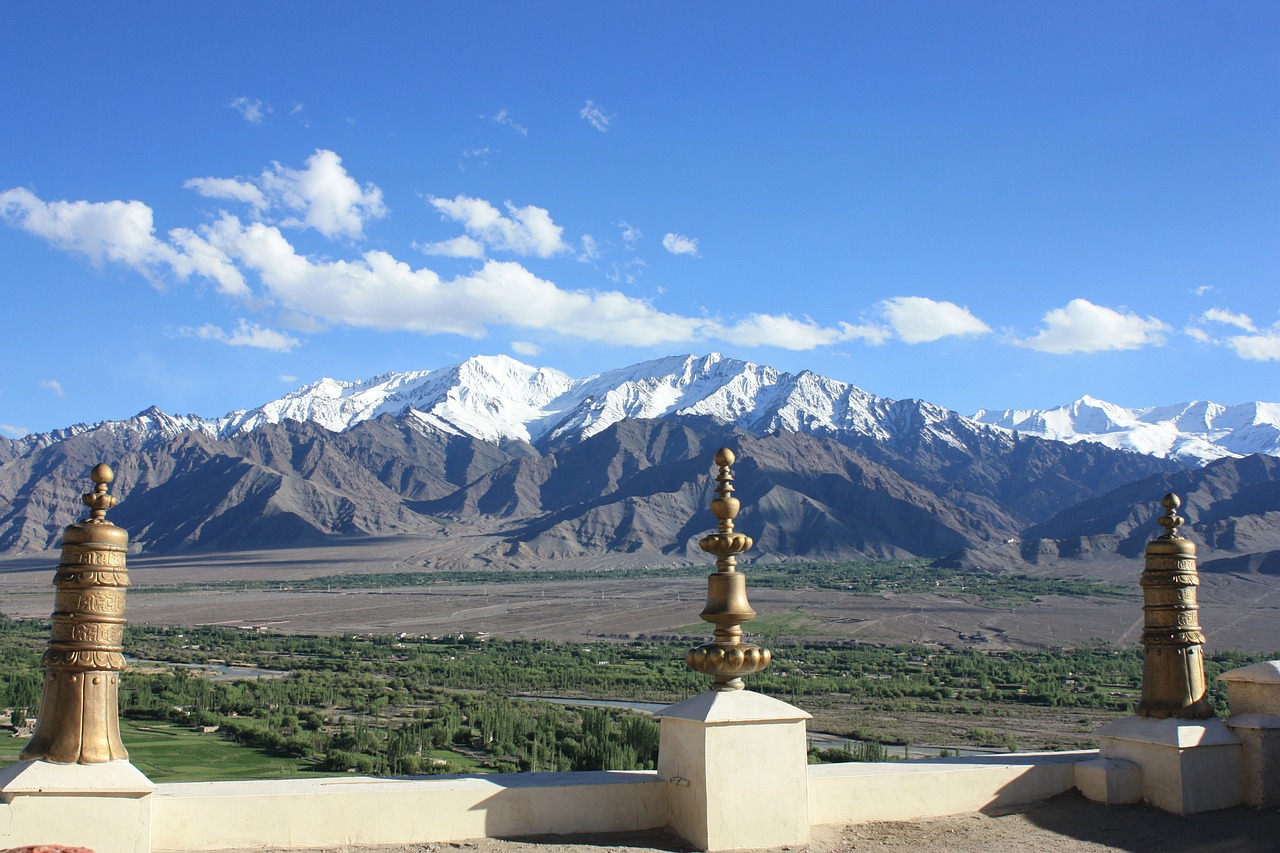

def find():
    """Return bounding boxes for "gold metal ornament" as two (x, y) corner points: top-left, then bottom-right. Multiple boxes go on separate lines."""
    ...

(1135, 493), (1213, 720)
(22, 463), (132, 763)
(687, 448), (771, 691)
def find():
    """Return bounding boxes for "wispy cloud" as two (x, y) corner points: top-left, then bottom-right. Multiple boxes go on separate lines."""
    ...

(606, 258), (646, 285)
(1202, 307), (1256, 332)
(712, 314), (889, 350)
(617, 221), (641, 250)
(1015, 298), (1167, 354)
(662, 233), (698, 256)
(487, 108), (527, 136)
(228, 97), (269, 124)
(580, 99), (614, 132)
(578, 234), (603, 262)
(279, 374), (299, 383)
(1190, 308), (1280, 361)
(39, 378), (63, 397)
(880, 296), (990, 344)
(460, 146), (495, 169)
(184, 177), (268, 210)
(179, 319), (300, 352)
(416, 235), (486, 259)
(511, 341), (540, 357)
(0, 423), (28, 439)
(419, 195), (568, 258)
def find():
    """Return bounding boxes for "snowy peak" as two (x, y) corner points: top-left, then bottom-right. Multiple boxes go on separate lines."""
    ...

(972, 397), (1280, 464)
(13, 355), (1274, 468)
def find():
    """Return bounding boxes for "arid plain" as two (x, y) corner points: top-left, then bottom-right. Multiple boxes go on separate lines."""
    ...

(3, 536), (1279, 654)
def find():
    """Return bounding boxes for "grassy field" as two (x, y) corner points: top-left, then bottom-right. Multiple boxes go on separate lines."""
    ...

(0, 719), (342, 783)
(0, 718), (494, 782)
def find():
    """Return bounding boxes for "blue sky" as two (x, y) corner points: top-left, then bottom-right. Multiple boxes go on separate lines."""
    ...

(1, 2), (1276, 438)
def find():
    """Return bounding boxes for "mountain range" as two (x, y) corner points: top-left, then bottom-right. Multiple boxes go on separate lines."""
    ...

(1, 354), (1277, 573)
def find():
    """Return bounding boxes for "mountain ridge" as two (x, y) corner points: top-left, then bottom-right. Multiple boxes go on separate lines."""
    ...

(10, 353), (1277, 466)
(1, 353), (1274, 569)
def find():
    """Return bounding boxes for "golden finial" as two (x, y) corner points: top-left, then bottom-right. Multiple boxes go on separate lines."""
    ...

(1157, 492), (1183, 539)
(83, 462), (118, 523)
(21, 463), (133, 763)
(1136, 490), (1212, 719)
(686, 448), (771, 691)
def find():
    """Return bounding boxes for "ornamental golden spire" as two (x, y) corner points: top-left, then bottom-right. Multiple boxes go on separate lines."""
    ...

(686, 448), (771, 691)
(1135, 492), (1213, 719)
(22, 463), (132, 763)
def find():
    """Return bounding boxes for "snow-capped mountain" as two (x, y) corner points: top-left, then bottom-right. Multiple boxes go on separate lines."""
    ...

(218, 352), (917, 445)
(9, 355), (1275, 467)
(4, 353), (981, 452)
(972, 396), (1280, 465)
(2, 353), (1246, 560)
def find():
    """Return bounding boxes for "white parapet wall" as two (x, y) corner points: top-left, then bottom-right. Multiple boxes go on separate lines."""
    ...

(144, 752), (1097, 851)
(152, 770), (667, 851)
(807, 752), (1090, 826)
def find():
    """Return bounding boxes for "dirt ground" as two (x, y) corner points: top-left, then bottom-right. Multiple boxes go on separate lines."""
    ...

(199, 792), (1280, 853)
(3, 542), (1279, 652)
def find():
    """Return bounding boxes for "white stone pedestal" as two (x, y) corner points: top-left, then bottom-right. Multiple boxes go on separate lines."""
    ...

(657, 690), (811, 852)
(1093, 716), (1241, 814)
(1220, 660), (1280, 807)
(0, 759), (155, 853)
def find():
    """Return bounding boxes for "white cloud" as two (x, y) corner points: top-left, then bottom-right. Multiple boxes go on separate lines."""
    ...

(487, 108), (527, 136)
(229, 97), (269, 124)
(662, 233), (699, 256)
(618, 221), (641, 249)
(2, 154), (1016, 361)
(580, 100), (614, 132)
(185, 149), (387, 240)
(880, 296), (990, 344)
(289, 103), (304, 115)
(39, 378), (63, 397)
(1, 187), (175, 270)
(199, 216), (704, 346)
(1224, 327), (1280, 361)
(258, 149), (386, 239)
(181, 319), (300, 352)
(1202, 308), (1256, 332)
(184, 177), (267, 210)
(1193, 285), (1214, 296)
(425, 195), (568, 258)
(511, 341), (541, 357)
(715, 314), (846, 350)
(0, 186), (246, 294)
(279, 374), (299, 383)
(1015, 298), (1168, 354)
(0, 423), (28, 438)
